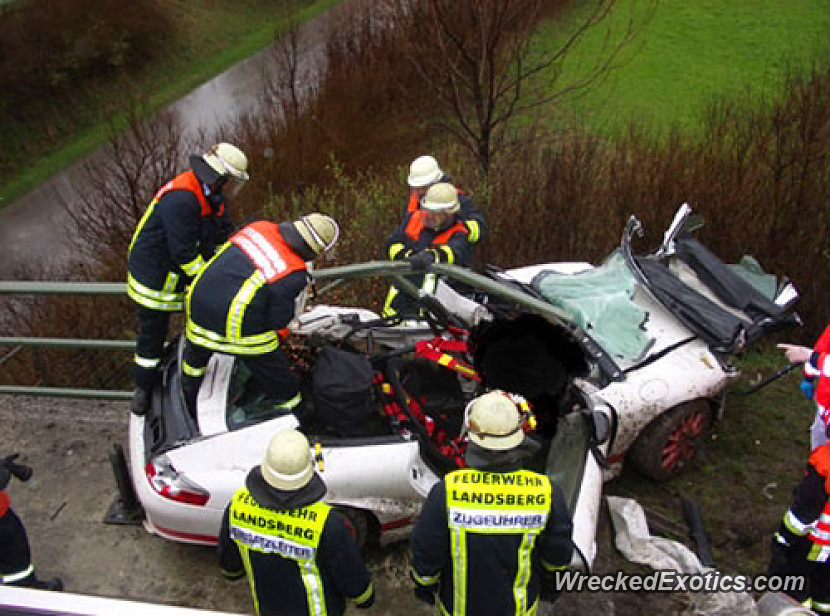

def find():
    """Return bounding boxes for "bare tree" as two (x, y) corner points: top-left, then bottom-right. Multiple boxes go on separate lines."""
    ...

(386, 0), (652, 175)
(64, 98), (193, 271)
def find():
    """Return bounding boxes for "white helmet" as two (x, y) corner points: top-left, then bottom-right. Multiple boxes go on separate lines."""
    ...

(466, 391), (525, 451)
(203, 143), (250, 182)
(421, 182), (460, 214)
(407, 155), (444, 188)
(261, 430), (314, 491)
(294, 213), (340, 257)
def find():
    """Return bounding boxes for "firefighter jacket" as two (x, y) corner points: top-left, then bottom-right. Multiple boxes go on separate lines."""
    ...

(128, 169), (233, 312)
(410, 465), (574, 616)
(775, 442), (830, 563)
(185, 221), (309, 356)
(804, 324), (830, 434)
(218, 468), (374, 616)
(405, 187), (487, 246)
(385, 210), (473, 267)
(0, 492), (34, 585)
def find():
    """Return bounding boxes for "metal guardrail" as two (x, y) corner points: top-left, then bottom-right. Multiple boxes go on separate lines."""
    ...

(0, 281), (134, 399)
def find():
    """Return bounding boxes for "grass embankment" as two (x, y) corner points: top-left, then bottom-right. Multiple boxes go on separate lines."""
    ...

(534, 0), (829, 137)
(0, 0), (340, 206)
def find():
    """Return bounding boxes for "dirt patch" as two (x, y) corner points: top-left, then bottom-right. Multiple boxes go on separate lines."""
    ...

(2, 369), (809, 613)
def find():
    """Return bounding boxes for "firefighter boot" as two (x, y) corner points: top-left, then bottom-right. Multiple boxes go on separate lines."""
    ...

(131, 387), (151, 416)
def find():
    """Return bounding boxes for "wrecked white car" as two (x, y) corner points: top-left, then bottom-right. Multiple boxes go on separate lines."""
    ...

(122, 205), (798, 571)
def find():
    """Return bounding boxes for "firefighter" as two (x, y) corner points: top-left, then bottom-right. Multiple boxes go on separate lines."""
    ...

(779, 326), (830, 450)
(768, 441), (830, 613)
(218, 429), (375, 616)
(382, 182), (473, 319)
(404, 155), (486, 248)
(181, 213), (338, 416)
(0, 454), (63, 591)
(127, 142), (250, 416)
(410, 390), (574, 615)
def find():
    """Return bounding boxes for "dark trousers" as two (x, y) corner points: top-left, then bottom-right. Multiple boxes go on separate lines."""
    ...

(0, 507), (34, 585)
(133, 306), (172, 390)
(181, 341), (299, 414)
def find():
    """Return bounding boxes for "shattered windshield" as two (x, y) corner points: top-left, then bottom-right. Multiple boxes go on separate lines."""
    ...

(532, 252), (654, 362)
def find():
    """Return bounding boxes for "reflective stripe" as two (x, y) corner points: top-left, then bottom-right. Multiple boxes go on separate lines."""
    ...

(449, 523), (468, 616)
(228, 271), (266, 340)
(127, 273), (183, 311)
(466, 220), (481, 243)
(812, 598), (830, 613)
(388, 243), (407, 260)
(784, 509), (811, 536)
(273, 393), (302, 411)
(1, 564), (34, 584)
(382, 286), (399, 318)
(134, 354), (161, 369)
(411, 568), (440, 586)
(229, 490), (330, 615)
(181, 254), (206, 278)
(808, 501), (830, 546)
(182, 361), (207, 378)
(444, 469), (551, 616)
(808, 543), (830, 562)
(234, 227), (289, 282)
(129, 199), (159, 253)
(352, 582), (375, 605)
(185, 320), (280, 356)
(436, 245), (455, 264)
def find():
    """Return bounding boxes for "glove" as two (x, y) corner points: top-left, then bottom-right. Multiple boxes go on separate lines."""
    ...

(413, 584), (437, 606)
(406, 250), (436, 269)
(800, 378), (815, 400)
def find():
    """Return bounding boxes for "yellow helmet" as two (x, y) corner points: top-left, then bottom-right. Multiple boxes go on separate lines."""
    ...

(421, 182), (460, 214)
(203, 143), (250, 182)
(294, 213), (340, 256)
(466, 391), (524, 451)
(407, 155), (443, 188)
(261, 430), (314, 491)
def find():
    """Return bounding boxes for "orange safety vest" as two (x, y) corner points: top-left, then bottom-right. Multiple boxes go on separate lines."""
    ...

(808, 443), (830, 547)
(230, 221), (306, 283)
(404, 211), (468, 245)
(152, 169), (219, 218)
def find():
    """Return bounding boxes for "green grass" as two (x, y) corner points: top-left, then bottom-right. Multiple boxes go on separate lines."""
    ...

(536, 0), (829, 137)
(0, 0), (341, 206)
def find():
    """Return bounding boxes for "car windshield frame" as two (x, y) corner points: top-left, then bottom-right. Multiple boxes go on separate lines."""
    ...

(310, 260), (623, 382)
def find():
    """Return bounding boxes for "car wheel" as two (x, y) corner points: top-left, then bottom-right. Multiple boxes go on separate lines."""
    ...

(334, 506), (370, 550)
(628, 400), (713, 481)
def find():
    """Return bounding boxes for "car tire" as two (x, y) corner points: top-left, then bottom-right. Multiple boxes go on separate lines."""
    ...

(334, 506), (370, 550)
(628, 400), (713, 481)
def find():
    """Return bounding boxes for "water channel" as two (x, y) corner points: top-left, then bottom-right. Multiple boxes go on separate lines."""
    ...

(0, 2), (352, 280)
